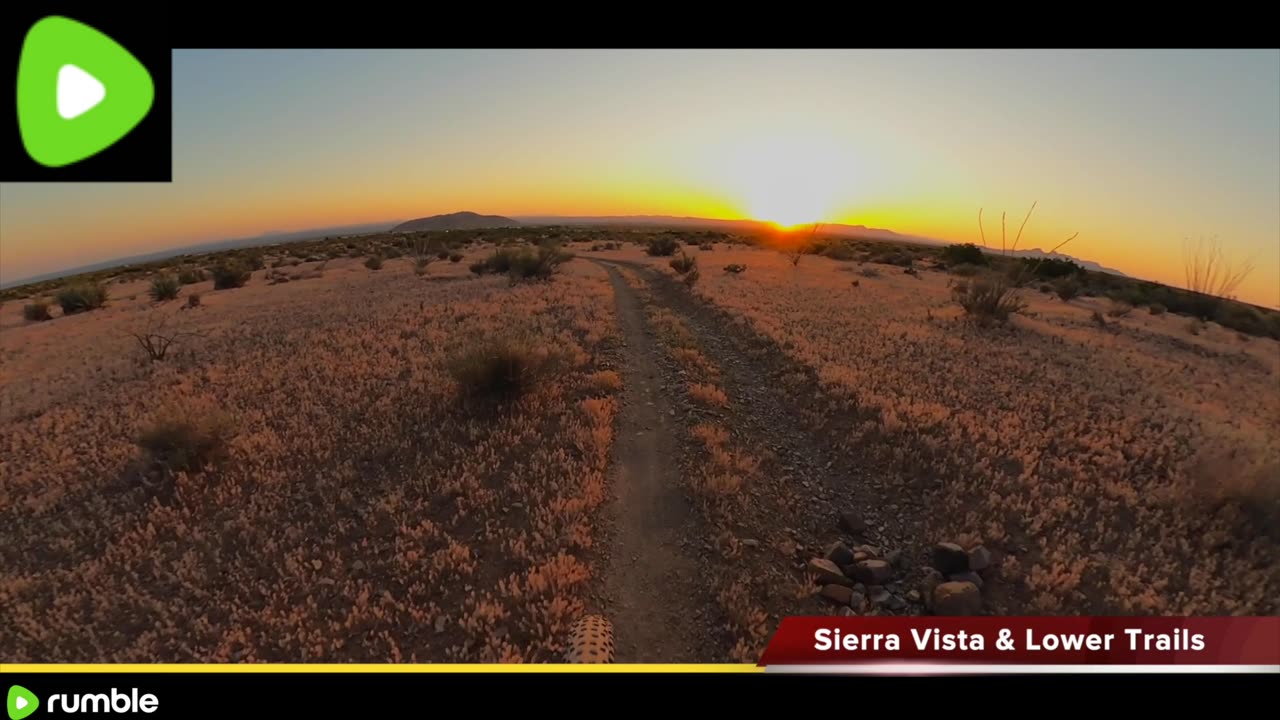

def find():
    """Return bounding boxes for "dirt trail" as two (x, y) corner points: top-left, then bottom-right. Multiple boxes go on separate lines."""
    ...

(597, 263), (712, 662)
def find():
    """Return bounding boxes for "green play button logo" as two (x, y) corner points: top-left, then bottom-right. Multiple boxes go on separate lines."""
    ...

(6, 686), (38, 720)
(16, 16), (155, 167)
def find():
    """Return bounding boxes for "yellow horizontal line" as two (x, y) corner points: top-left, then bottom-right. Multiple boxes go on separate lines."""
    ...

(2, 664), (762, 674)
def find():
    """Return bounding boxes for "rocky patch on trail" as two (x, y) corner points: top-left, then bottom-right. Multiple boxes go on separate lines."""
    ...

(807, 522), (997, 617)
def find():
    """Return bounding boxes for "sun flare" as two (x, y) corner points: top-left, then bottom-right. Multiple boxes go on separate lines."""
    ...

(692, 131), (863, 229)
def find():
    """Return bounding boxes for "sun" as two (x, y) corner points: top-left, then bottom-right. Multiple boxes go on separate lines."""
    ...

(697, 131), (860, 229)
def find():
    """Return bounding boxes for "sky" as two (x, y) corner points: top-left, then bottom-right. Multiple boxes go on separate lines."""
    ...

(2, 49), (1278, 306)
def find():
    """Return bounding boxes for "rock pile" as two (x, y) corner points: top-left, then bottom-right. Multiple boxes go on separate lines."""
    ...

(923, 541), (993, 615)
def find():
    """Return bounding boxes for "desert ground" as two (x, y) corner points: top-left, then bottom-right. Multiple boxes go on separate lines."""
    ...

(2, 230), (1277, 663)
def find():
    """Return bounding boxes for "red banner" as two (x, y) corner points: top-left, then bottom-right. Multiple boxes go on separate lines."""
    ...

(759, 617), (1280, 670)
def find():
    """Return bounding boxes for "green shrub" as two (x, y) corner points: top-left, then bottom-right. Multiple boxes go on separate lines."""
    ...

(1054, 277), (1080, 301)
(55, 282), (108, 314)
(819, 242), (858, 261)
(1149, 303), (1166, 315)
(23, 302), (52, 322)
(448, 336), (557, 404)
(941, 243), (988, 266)
(211, 262), (251, 289)
(177, 268), (207, 285)
(137, 412), (233, 473)
(472, 247), (572, 282)
(670, 252), (697, 275)
(449, 253), (464, 263)
(646, 237), (680, 256)
(149, 274), (181, 301)
(953, 274), (1026, 325)
(364, 255), (384, 270)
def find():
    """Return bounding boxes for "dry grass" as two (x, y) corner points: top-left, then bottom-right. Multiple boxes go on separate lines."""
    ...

(0, 254), (622, 662)
(622, 243), (1280, 615)
(688, 383), (729, 408)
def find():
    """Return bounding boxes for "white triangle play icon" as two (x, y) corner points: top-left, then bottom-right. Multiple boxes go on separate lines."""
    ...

(57, 64), (106, 120)
(16, 697), (28, 710)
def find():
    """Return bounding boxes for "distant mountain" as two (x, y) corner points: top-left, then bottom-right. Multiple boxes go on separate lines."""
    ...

(391, 211), (520, 233)
(983, 246), (1129, 278)
(516, 215), (936, 245)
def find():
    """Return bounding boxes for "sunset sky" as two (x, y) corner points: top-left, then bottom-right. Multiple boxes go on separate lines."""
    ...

(2, 49), (1277, 306)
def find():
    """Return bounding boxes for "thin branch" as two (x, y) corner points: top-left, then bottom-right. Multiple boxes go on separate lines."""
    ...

(1001, 211), (1007, 255)
(1011, 201), (1037, 253)
(978, 208), (986, 247)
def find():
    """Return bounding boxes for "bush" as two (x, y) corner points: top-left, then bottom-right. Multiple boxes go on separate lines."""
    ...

(149, 274), (181, 301)
(55, 282), (108, 314)
(177, 268), (207, 285)
(1054, 277), (1080, 301)
(415, 257), (432, 276)
(364, 255), (384, 271)
(384, 247), (402, 259)
(683, 267), (701, 287)
(472, 247), (572, 282)
(820, 242), (858, 261)
(1149, 303), (1166, 315)
(186, 293), (201, 308)
(953, 274), (1026, 324)
(950, 263), (983, 277)
(211, 262), (251, 289)
(137, 411), (233, 473)
(646, 237), (680, 256)
(670, 252), (697, 275)
(448, 336), (557, 404)
(859, 266), (881, 278)
(1107, 301), (1133, 318)
(436, 250), (451, 260)
(23, 302), (52, 322)
(1020, 256), (1082, 279)
(724, 264), (746, 274)
(941, 243), (988, 266)
(449, 253), (464, 263)
(243, 254), (265, 271)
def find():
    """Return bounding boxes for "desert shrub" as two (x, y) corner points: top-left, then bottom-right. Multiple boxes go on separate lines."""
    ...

(949, 263), (983, 277)
(449, 253), (464, 263)
(1149, 303), (1166, 315)
(186, 293), (201, 308)
(243, 254), (265, 271)
(1020, 256), (1082, 279)
(149, 274), (181, 301)
(1187, 319), (1204, 335)
(1091, 310), (1108, 328)
(670, 252), (697, 275)
(689, 383), (729, 407)
(415, 257), (432, 276)
(1039, 283), (1054, 294)
(1214, 302), (1269, 338)
(1054, 277), (1080, 301)
(472, 247), (572, 282)
(724, 264), (746, 274)
(698, 242), (715, 251)
(820, 242), (858, 261)
(436, 250), (451, 260)
(646, 237), (680, 256)
(953, 274), (1026, 324)
(137, 411), (233, 473)
(448, 336), (557, 404)
(859, 266), (881, 278)
(55, 282), (108, 314)
(586, 370), (623, 394)
(904, 267), (920, 277)
(1107, 300), (1133, 318)
(384, 247), (402, 259)
(177, 268), (207, 285)
(211, 262), (251, 289)
(23, 302), (52, 322)
(364, 255), (384, 271)
(941, 243), (988, 266)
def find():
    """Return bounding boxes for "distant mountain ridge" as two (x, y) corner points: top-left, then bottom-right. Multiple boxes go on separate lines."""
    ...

(985, 246), (1128, 277)
(515, 214), (936, 245)
(391, 211), (519, 233)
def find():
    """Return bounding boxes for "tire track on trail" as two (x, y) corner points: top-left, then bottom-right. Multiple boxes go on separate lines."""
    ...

(596, 262), (718, 662)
